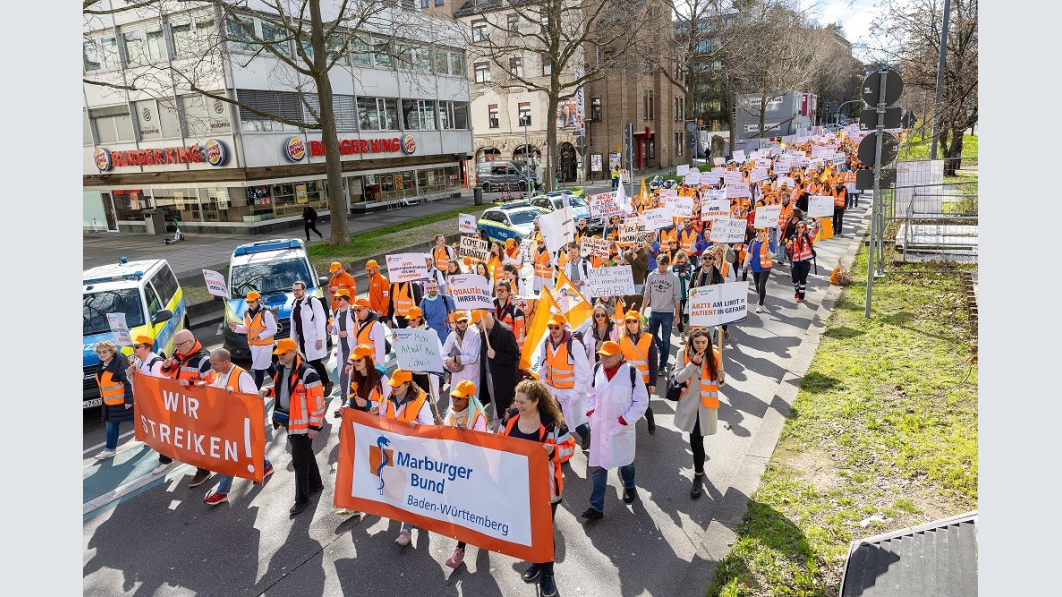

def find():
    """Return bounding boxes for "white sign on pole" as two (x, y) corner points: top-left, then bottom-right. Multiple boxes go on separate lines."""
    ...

(753, 205), (783, 228)
(458, 236), (489, 262)
(386, 253), (430, 283)
(683, 170), (702, 186)
(589, 192), (623, 218)
(732, 150), (746, 163)
(676, 164), (690, 176)
(202, 269), (229, 298)
(391, 328), (444, 375)
(540, 207), (575, 254)
(447, 274), (494, 310)
(586, 266), (635, 297)
(708, 218), (747, 243)
(808, 195), (836, 218)
(107, 312), (132, 347)
(458, 213), (477, 235)
(642, 205), (676, 230)
(670, 196), (694, 218)
(580, 236), (611, 258)
(688, 282), (748, 327)
(701, 199), (730, 221)
(749, 167), (770, 184)
(723, 171), (745, 187)
(620, 169), (632, 183)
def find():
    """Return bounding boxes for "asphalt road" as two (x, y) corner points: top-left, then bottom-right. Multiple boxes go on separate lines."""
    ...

(83, 203), (869, 596)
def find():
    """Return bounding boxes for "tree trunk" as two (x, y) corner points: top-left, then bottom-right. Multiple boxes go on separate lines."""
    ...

(724, 97), (736, 160)
(546, 92), (559, 192)
(944, 127), (964, 176)
(309, 0), (350, 246)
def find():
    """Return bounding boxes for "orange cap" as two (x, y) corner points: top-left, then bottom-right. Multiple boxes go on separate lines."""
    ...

(548, 313), (567, 327)
(455, 311), (470, 322)
(450, 380), (477, 398)
(388, 369), (413, 387)
(353, 298), (371, 308)
(330, 261), (342, 272)
(273, 338), (298, 355)
(470, 309), (486, 324)
(349, 344), (373, 361)
(245, 291), (261, 301)
(624, 310), (641, 321)
(365, 260), (379, 270)
(597, 340), (622, 356)
(335, 289), (351, 300)
(134, 335), (154, 346)
(407, 306), (423, 318)
(505, 238), (515, 248)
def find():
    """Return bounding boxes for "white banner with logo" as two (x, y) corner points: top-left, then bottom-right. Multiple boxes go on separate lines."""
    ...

(701, 199), (731, 221)
(458, 214), (477, 235)
(202, 269), (229, 298)
(446, 274), (494, 311)
(387, 253), (430, 283)
(687, 282), (748, 327)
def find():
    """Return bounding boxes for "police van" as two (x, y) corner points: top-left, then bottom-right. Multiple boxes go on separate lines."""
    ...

(83, 258), (188, 408)
(223, 238), (329, 361)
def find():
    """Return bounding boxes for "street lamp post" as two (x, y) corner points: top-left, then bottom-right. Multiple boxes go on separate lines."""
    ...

(520, 115), (533, 194)
(835, 99), (860, 127)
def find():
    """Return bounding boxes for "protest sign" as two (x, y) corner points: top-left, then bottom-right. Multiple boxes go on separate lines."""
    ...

(708, 218), (747, 243)
(732, 149), (746, 163)
(676, 164), (690, 176)
(589, 192), (626, 218)
(777, 176), (795, 189)
(447, 274), (494, 311)
(753, 205), (783, 228)
(387, 253), (430, 283)
(658, 188), (678, 197)
(620, 169), (631, 183)
(749, 167), (770, 184)
(392, 328), (444, 375)
(458, 236), (489, 262)
(713, 157), (724, 166)
(687, 282), (748, 327)
(133, 375), (267, 482)
(755, 158), (772, 169)
(459, 213), (477, 235)
(670, 196), (694, 218)
(580, 236), (611, 258)
(701, 198), (730, 221)
(587, 266), (635, 297)
(202, 269), (229, 298)
(707, 168), (726, 184)
(723, 171), (745, 187)
(683, 170), (702, 186)
(642, 206), (676, 230)
(808, 195), (836, 218)
(539, 207), (575, 254)
(107, 313), (132, 347)
(618, 221), (643, 246)
(335, 409), (554, 562)
(726, 180), (751, 199)
(702, 188), (726, 203)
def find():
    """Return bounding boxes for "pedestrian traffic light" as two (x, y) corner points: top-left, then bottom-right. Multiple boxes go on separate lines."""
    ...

(856, 69), (903, 191)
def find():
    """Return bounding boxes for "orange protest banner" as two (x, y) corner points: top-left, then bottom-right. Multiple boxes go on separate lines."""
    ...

(335, 409), (555, 562)
(132, 374), (267, 482)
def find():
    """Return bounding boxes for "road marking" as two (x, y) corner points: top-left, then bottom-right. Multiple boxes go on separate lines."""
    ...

(83, 463), (194, 517)
(216, 323), (225, 336)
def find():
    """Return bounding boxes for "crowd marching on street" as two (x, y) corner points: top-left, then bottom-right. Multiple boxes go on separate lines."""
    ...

(93, 129), (867, 597)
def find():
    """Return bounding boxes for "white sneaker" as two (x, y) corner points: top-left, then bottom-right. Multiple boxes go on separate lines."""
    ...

(755, 305), (764, 313)
(95, 450), (116, 460)
(152, 462), (172, 475)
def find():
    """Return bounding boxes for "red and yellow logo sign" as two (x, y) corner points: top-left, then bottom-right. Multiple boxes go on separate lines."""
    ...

(401, 134), (416, 155)
(284, 137), (306, 162)
(203, 139), (227, 166)
(94, 148), (112, 172)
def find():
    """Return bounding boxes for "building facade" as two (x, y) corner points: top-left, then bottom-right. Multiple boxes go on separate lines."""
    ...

(83, 1), (472, 233)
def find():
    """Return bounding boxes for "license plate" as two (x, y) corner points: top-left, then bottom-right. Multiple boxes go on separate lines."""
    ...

(83, 398), (102, 409)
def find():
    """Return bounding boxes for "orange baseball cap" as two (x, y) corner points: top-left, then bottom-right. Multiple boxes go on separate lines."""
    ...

(353, 298), (371, 308)
(455, 311), (470, 322)
(450, 380), (477, 398)
(335, 289), (351, 300)
(548, 313), (567, 327)
(349, 344), (373, 361)
(407, 306), (423, 318)
(365, 259), (379, 269)
(597, 340), (622, 356)
(470, 309), (487, 324)
(245, 291), (261, 301)
(505, 238), (515, 248)
(330, 261), (342, 272)
(134, 335), (154, 346)
(388, 369), (413, 387)
(273, 338), (298, 355)
(624, 310), (641, 321)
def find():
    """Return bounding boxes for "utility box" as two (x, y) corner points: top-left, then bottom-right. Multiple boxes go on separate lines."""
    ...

(143, 210), (166, 235)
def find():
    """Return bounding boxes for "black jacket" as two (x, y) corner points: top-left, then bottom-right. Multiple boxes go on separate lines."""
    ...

(478, 319), (520, 413)
(303, 205), (318, 223)
(98, 354), (135, 424)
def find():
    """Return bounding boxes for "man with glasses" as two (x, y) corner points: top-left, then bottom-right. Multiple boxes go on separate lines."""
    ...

(442, 311), (481, 396)
(228, 291), (277, 389)
(126, 335), (170, 474)
(494, 282), (526, 350)
(539, 313), (591, 451)
(352, 297), (388, 365)
(160, 329), (214, 487)
(290, 281), (332, 397)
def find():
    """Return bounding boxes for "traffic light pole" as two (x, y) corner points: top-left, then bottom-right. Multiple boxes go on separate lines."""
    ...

(865, 70), (888, 319)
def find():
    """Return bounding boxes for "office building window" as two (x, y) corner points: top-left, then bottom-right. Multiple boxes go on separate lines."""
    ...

(122, 31), (146, 66)
(146, 29), (166, 61)
(518, 102), (531, 126)
(351, 37), (372, 66)
(488, 104), (499, 128)
(170, 23), (194, 57)
(438, 101), (470, 130)
(591, 97), (601, 121)
(643, 90), (654, 121)
(472, 20), (488, 42)
(225, 15), (257, 52)
(675, 132), (683, 156)
(474, 61), (490, 83)
(541, 53), (551, 76)
(402, 99), (436, 130)
(373, 37), (393, 67)
(509, 57), (522, 78)
(414, 46), (433, 73)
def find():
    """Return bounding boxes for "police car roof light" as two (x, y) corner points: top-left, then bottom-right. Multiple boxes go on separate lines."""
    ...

(83, 271), (145, 285)
(119, 256), (128, 264)
(233, 238), (303, 256)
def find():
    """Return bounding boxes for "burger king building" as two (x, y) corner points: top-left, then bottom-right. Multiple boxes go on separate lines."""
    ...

(83, 3), (473, 234)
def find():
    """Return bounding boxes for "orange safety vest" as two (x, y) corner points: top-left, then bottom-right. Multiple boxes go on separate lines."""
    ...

(503, 416), (569, 494)
(217, 365), (248, 391)
(833, 187), (847, 207)
(533, 249), (553, 279)
(392, 282), (415, 317)
(755, 240), (773, 268)
(170, 343), (208, 384)
(543, 339), (576, 390)
(348, 376), (384, 406)
(496, 299), (526, 350)
(369, 273), (389, 315)
(329, 271), (357, 311)
(790, 233), (814, 261)
(620, 332), (653, 384)
(97, 369), (126, 406)
(381, 387), (429, 423)
(445, 407), (486, 431)
(433, 245), (452, 271)
(777, 204), (793, 230)
(270, 357), (325, 433)
(681, 350), (721, 408)
(355, 318), (381, 356)
(244, 309), (273, 346)
(680, 229), (698, 255)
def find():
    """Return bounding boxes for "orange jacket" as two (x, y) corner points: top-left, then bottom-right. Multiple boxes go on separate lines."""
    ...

(368, 272), (389, 316)
(328, 271), (357, 311)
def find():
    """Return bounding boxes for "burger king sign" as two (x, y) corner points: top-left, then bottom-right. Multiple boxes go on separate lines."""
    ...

(202, 138), (228, 167)
(400, 134), (416, 155)
(284, 136), (306, 162)
(94, 148), (113, 172)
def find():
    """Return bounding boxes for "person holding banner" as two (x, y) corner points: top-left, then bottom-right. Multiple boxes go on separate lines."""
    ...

(93, 341), (134, 460)
(742, 229), (777, 314)
(378, 369), (437, 545)
(442, 379), (490, 568)
(263, 338), (326, 516)
(560, 244), (591, 299)
(582, 340), (650, 519)
(672, 329), (725, 499)
(203, 349), (275, 506)
(690, 251), (732, 341)
(503, 379), (575, 597)
(161, 329), (214, 487)
(442, 312), (482, 396)
(229, 291), (277, 389)
(787, 220), (816, 304)
(539, 313), (591, 449)
(442, 258), (465, 294)
(475, 309), (520, 427)
(127, 335), (175, 474)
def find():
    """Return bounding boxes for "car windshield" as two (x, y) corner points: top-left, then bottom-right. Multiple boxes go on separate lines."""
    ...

(508, 210), (541, 225)
(84, 289), (145, 336)
(552, 195), (587, 208)
(230, 258), (313, 297)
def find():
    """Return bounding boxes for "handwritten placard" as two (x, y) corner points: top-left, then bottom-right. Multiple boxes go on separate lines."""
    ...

(658, 188), (678, 198)
(684, 170), (702, 186)
(688, 282), (748, 327)
(713, 157), (724, 166)
(642, 206), (676, 230)
(676, 164), (690, 176)
(386, 253), (430, 283)
(732, 150), (746, 163)
(753, 205), (783, 228)
(589, 192), (623, 217)
(708, 218), (747, 243)
(107, 312), (132, 347)
(458, 236), (489, 262)
(447, 274), (494, 310)
(749, 167), (770, 184)
(580, 236), (611, 258)
(587, 266), (635, 297)
(670, 196), (694, 218)
(808, 195), (835, 218)
(392, 328), (444, 375)
(618, 221), (643, 246)
(723, 171), (745, 187)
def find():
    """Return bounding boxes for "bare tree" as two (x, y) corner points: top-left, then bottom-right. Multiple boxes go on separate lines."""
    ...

(868, 0), (977, 173)
(463, 0), (647, 190)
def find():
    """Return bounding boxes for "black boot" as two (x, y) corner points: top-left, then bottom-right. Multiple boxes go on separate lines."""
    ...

(691, 473), (704, 499)
(645, 405), (656, 435)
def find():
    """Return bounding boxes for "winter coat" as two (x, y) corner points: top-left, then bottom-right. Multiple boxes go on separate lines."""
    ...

(98, 354), (135, 424)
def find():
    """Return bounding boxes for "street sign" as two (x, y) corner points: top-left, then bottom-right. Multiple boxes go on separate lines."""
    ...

(860, 107), (901, 129)
(861, 70), (903, 106)
(855, 168), (896, 190)
(858, 132), (899, 166)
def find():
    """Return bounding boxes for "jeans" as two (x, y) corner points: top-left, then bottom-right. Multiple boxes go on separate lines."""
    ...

(589, 464), (636, 512)
(216, 458), (273, 494)
(105, 420), (122, 451)
(752, 270), (770, 306)
(647, 311), (675, 369)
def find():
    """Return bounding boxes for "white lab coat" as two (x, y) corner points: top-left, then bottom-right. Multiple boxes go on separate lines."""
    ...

(234, 308), (277, 370)
(586, 361), (649, 469)
(331, 307), (358, 361)
(441, 327), (481, 393)
(290, 295), (329, 362)
(540, 335), (591, 432)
